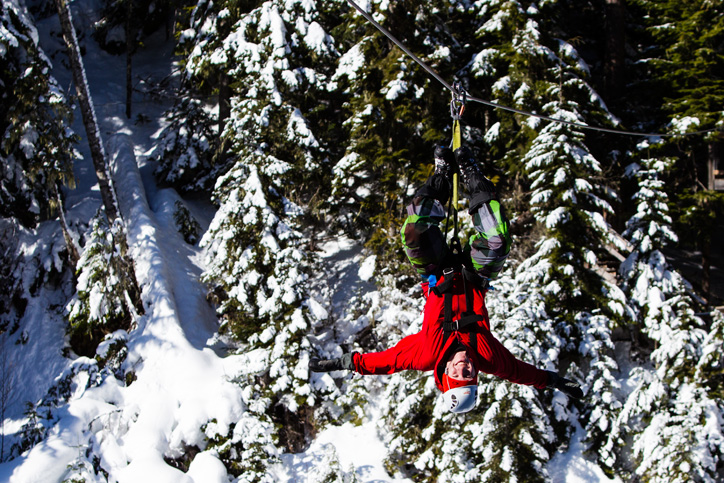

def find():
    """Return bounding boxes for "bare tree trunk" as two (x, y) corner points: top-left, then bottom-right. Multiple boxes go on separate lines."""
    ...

(55, 0), (143, 317)
(54, 0), (120, 223)
(604, 0), (626, 101)
(53, 184), (80, 267)
(703, 140), (724, 303)
(709, 140), (723, 190)
(126, 0), (133, 119)
(219, 70), (231, 138)
(702, 237), (711, 304)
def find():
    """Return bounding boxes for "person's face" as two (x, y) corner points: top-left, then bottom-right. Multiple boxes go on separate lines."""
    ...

(445, 350), (477, 381)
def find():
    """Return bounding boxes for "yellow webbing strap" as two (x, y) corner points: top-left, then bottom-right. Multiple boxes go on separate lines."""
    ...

(452, 119), (461, 207)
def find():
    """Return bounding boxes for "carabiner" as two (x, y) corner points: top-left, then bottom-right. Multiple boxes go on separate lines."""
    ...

(450, 81), (466, 120)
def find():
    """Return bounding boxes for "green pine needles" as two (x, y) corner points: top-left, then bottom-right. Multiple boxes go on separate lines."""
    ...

(66, 215), (136, 356)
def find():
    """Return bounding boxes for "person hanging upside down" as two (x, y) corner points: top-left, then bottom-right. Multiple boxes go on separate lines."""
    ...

(310, 145), (583, 413)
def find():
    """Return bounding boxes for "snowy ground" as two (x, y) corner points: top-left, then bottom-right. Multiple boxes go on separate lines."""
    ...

(1, 2), (623, 482)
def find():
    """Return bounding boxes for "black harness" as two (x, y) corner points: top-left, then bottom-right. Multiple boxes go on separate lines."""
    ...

(431, 254), (489, 388)
(430, 241), (489, 338)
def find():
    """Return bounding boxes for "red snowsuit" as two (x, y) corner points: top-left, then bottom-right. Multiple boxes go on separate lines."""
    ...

(352, 273), (549, 391)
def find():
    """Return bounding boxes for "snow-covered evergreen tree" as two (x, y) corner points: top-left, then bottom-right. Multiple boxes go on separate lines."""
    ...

(177, 0), (347, 477)
(628, 0), (724, 304)
(521, 113), (628, 470)
(1, 0), (77, 228)
(639, 0), (724, 130)
(150, 96), (217, 192)
(66, 213), (138, 356)
(466, 0), (628, 475)
(149, 0), (221, 192)
(609, 154), (724, 481)
(192, 0), (339, 338)
(0, 0), (79, 349)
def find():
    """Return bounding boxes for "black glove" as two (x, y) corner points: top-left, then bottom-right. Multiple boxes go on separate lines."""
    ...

(309, 353), (356, 373)
(547, 371), (583, 399)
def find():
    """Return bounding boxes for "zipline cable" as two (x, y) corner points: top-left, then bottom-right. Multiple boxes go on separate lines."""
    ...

(345, 0), (720, 139)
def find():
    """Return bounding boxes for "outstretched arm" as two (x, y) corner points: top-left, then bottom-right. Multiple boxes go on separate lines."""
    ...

(310, 332), (437, 376)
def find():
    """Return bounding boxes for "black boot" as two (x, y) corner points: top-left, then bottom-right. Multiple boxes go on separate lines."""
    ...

(454, 146), (497, 213)
(434, 145), (456, 181)
(413, 173), (450, 206)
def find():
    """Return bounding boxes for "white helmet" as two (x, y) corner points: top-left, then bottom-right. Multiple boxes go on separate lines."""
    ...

(442, 385), (478, 413)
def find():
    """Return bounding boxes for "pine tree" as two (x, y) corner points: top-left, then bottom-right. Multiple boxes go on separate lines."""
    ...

(1, 0), (80, 339)
(53, 0), (144, 347)
(1, 0), (77, 228)
(66, 213), (138, 356)
(641, 0), (724, 128)
(611, 155), (724, 481)
(469, 274), (559, 483)
(191, 0), (340, 336)
(177, 0), (346, 477)
(150, 95), (217, 192)
(148, 0), (223, 192)
(629, 0), (724, 305)
(463, 0), (628, 475)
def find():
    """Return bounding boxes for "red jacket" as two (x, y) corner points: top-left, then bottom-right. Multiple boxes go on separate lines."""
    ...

(352, 273), (549, 391)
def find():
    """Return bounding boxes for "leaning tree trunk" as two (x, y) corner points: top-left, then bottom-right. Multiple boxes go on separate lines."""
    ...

(54, 0), (143, 316)
(54, 0), (120, 223)
(53, 183), (80, 266)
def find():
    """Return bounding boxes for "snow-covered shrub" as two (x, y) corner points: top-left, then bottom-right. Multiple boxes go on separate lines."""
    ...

(204, 414), (279, 480)
(0, 219), (25, 332)
(94, 331), (129, 383)
(66, 214), (137, 356)
(11, 358), (100, 460)
(151, 96), (217, 193)
(11, 402), (51, 460)
(0, 216), (71, 348)
(173, 200), (201, 245)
